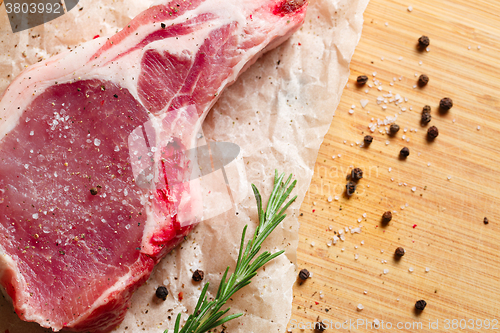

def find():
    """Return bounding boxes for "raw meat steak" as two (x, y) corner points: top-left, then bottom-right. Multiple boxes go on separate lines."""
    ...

(0, 0), (307, 332)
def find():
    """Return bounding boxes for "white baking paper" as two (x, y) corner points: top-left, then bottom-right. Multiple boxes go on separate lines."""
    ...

(0, 0), (369, 331)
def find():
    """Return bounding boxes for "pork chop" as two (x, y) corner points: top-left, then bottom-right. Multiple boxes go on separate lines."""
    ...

(0, 0), (307, 332)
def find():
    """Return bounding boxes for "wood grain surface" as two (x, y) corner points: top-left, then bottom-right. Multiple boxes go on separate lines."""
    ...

(292, 0), (500, 331)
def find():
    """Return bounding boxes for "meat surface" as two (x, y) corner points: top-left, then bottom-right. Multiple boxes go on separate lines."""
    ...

(0, 0), (307, 332)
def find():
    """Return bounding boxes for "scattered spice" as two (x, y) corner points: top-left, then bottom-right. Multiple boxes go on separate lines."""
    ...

(161, 23), (166, 29)
(346, 181), (357, 196)
(298, 268), (310, 281)
(422, 105), (431, 114)
(418, 35), (430, 48)
(427, 126), (439, 139)
(418, 74), (429, 87)
(356, 75), (369, 85)
(178, 291), (184, 301)
(389, 124), (400, 135)
(90, 188), (98, 195)
(192, 269), (204, 282)
(421, 112), (432, 125)
(364, 135), (373, 145)
(415, 300), (427, 311)
(155, 286), (169, 301)
(395, 247), (406, 257)
(484, 217), (489, 225)
(315, 321), (327, 332)
(351, 168), (363, 181)
(439, 97), (453, 111)
(382, 211), (392, 223)
(400, 147), (410, 158)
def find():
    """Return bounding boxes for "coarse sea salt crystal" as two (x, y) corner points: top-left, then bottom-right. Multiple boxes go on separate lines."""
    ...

(328, 196), (333, 202)
(94, 138), (101, 147)
(412, 187), (417, 192)
(407, 5), (413, 11)
(377, 86), (383, 91)
(383, 269), (389, 274)
(354, 254), (359, 260)
(409, 267), (414, 272)
(360, 99), (369, 108)
(357, 304), (364, 311)
(425, 267), (430, 272)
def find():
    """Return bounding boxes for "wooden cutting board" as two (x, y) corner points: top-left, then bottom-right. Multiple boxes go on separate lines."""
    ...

(292, 0), (500, 331)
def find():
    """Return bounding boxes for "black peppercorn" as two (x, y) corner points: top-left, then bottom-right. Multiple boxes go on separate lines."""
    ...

(315, 321), (327, 332)
(346, 181), (356, 196)
(351, 168), (363, 181)
(298, 268), (310, 281)
(382, 211), (392, 223)
(421, 112), (432, 125)
(400, 147), (410, 158)
(418, 74), (429, 87)
(439, 97), (453, 111)
(484, 217), (489, 225)
(155, 286), (169, 301)
(395, 247), (406, 257)
(90, 188), (98, 195)
(415, 300), (427, 311)
(192, 269), (204, 282)
(389, 124), (400, 135)
(357, 75), (369, 85)
(422, 105), (431, 113)
(364, 135), (373, 145)
(427, 126), (439, 139)
(418, 35), (430, 48)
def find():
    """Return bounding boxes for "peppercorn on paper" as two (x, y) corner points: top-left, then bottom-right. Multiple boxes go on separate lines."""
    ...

(0, 0), (369, 331)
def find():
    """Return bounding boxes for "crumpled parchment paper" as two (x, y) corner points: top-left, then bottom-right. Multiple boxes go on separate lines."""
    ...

(0, 0), (369, 331)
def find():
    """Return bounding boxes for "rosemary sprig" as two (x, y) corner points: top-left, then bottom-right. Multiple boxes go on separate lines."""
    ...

(167, 170), (297, 333)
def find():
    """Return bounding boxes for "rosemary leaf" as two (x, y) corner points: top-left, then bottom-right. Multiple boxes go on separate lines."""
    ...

(167, 170), (297, 333)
